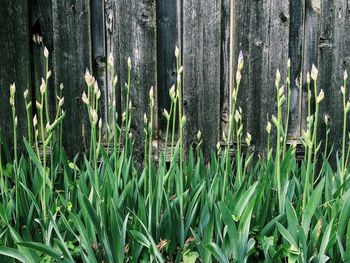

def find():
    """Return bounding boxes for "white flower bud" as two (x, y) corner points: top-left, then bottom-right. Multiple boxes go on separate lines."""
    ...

(10, 83), (16, 96)
(14, 116), (18, 127)
(238, 50), (244, 71)
(36, 101), (42, 111)
(84, 69), (94, 87)
(341, 85), (345, 95)
(311, 64), (318, 80)
(46, 70), (52, 79)
(127, 57), (132, 68)
(82, 92), (89, 105)
(91, 109), (98, 126)
(324, 114), (329, 126)
(317, 89), (324, 103)
(307, 72), (311, 85)
(44, 46), (49, 58)
(144, 113), (148, 124)
(178, 66), (184, 75)
(33, 115), (38, 127)
(175, 46), (180, 58)
(59, 97), (64, 107)
(236, 70), (242, 83)
(276, 69), (281, 83)
(287, 58), (291, 69)
(60, 83), (64, 90)
(234, 110), (241, 123)
(97, 89), (101, 100)
(23, 89), (29, 100)
(197, 130), (202, 141)
(344, 70), (348, 81)
(40, 78), (46, 95)
(98, 118), (102, 129)
(266, 121), (272, 134)
(163, 109), (170, 120)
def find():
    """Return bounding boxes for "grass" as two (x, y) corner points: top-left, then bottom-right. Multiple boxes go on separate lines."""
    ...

(0, 47), (350, 263)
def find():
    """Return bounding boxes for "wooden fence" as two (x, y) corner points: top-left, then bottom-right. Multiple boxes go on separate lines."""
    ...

(0, 0), (349, 158)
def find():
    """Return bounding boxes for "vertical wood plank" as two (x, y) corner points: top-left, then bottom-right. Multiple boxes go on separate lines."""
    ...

(30, 0), (55, 122)
(318, 1), (350, 153)
(0, 0), (31, 147)
(116, 0), (157, 157)
(156, 0), (178, 132)
(91, 0), (107, 132)
(52, 0), (92, 157)
(233, 0), (290, 153)
(301, 1), (320, 131)
(288, 0), (305, 140)
(182, 0), (222, 156)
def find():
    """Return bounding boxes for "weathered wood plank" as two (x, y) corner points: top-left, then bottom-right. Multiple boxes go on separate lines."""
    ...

(52, 0), (92, 157)
(288, 0), (305, 139)
(156, 0), (178, 132)
(301, 1), (320, 131)
(182, 0), (222, 157)
(30, 0), (55, 122)
(233, 0), (290, 154)
(0, 0), (31, 148)
(116, 0), (157, 157)
(318, 0), (350, 154)
(91, 0), (107, 133)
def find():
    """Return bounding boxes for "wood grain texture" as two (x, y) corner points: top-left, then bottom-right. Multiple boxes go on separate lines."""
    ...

(318, 1), (350, 154)
(30, 0), (55, 121)
(52, 0), (92, 157)
(232, 0), (290, 154)
(116, 0), (157, 157)
(91, 0), (107, 132)
(0, 0), (31, 148)
(182, 0), (222, 157)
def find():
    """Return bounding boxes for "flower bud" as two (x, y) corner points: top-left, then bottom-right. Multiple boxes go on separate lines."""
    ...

(33, 115), (38, 127)
(10, 83), (16, 96)
(245, 132), (252, 146)
(46, 122), (51, 132)
(129, 132), (133, 139)
(23, 89), (29, 100)
(163, 109), (170, 120)
(266, 121), (272, 134)
(317, 89), (324, 103)
(287, 58), (291, 69)
(91, 109), (98, 126)
(311, 64), (318, 80)
(236, 70), (242, 83)
(14, 116), (18, 127)
(127, 57), (132, 69)
(238, 50), (244, 71)
(324, 114), (329, 125)
(341, 85), (345, 95)
(59, 97), (64, 107)
(175, 46), (180, 58)
(344, 70), (348, 81)
(178, 66), (184, 75)
(40, 78), (46, 95)
(144, 113), (148, 124)
(60, 83), (64, 90)
(346, 101), (350, 113)
(85, 69), (94, 87)
(276, 69), (281, 83)
(46, 70), (52, 79)
(234, 110), (241, 123)
(82, 92), (89, 105)
(197, 130), (202, 141)
(99, 118), (102, 129)
(307, 72), (311, 85)
(169, 85), (176, 100)
(97, 89), (101, 100)
(36, 101), (42, 111)
(44, 46), (49, 58)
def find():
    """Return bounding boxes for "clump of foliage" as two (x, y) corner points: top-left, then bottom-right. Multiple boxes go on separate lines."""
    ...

(0, 46), (350, 263)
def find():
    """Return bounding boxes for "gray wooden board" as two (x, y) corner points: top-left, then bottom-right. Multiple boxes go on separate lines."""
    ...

(0, 0), (31, 149)
(52, 0), (92, 157)
(318, 1), (350, 155)
(182, 0), (222, 157)
(116, 0), (157, 158)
